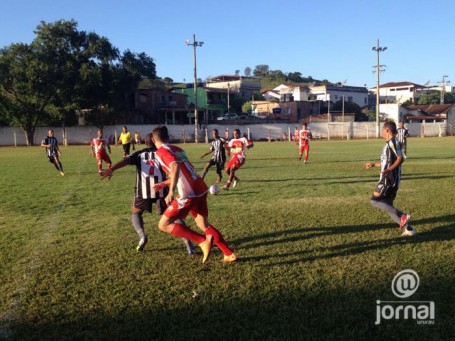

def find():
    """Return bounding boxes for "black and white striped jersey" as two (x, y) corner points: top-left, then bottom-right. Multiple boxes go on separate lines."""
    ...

(42, 136), (59, 156)
(397, 127), (409, 143)
(209, 137), (227, 164)
(377, 138), (403, 197)
(129, 148), (166, 199)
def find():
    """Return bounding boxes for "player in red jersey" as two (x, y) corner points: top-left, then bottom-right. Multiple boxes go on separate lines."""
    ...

(293, 127), (299, 145)
(152, 126), (237, 264)
(298, 123), (312, 163)
(222, 128), (254, 190)
(91, 129), (112, 173)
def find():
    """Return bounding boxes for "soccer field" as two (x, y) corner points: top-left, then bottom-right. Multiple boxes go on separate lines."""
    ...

(0, 137), (454, 339)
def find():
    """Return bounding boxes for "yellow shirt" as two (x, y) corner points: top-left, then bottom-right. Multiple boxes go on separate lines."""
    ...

(119, 132), (132, 144)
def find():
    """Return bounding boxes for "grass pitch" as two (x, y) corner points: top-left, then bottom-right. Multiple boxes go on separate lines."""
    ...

(0, 137), (454, 339)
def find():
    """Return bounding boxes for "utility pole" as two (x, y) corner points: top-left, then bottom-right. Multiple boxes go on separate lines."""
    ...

(372, 39), (387, 138)
(185, 34), (204, 143)
(439, 75), (450, 104)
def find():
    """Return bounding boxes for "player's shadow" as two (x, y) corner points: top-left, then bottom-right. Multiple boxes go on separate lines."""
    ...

(247, 174), (376, 184)
(401, 174), (453, 180)
(237, 214), (455, 265)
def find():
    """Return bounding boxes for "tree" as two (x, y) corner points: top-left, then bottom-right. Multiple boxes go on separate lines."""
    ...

(244, 67), (251, 77)
(0, 20), (119, 145)
(418, 92), (455, 105)
(0, 19), (158, 143)
(287, 72), (304, 83)
(253, 64), (269, 77)
(331, 99), (368, 121)
(242, 101), (253, 114)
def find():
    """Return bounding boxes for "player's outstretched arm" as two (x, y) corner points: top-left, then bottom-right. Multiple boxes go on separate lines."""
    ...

(363, 162), (380, 169)
(200, 151), (211, 159)
(99, 157), (130, 180)
(153, 179), (171, 191)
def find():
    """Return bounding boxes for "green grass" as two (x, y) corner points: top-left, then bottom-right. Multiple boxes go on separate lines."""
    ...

(1, 137), (454, 340)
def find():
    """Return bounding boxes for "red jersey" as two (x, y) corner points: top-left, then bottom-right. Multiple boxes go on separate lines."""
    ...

(299, 129), (312, 147)
(155, 144), (207, 198)
(91, 137), (109, 155)
(293, 130), (299, 143)
(228, 137), (253, 159)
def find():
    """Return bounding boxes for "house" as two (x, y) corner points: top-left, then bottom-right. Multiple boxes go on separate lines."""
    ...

(405, 104), (455, 123)
(135, 89), (188, 124)
(172, 75), (262, 123)
(309, 84), (368, 108)
(369, 81), (427, 105)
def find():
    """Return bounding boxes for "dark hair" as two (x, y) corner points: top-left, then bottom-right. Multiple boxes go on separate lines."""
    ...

(152, 125), (169, 142)
(383, 121), (397, 135)
(234, 129), (241, 135)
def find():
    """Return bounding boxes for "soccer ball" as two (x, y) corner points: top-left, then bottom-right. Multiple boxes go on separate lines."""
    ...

(209, 184), (220, 195)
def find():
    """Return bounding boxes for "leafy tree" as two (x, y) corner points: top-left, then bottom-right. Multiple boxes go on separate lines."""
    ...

(0, 20), (118, 144)
(0, 19), (157, 143)
(287, 72), (304, 83)
(242, 101), (253, 114)
(253, 64), (269, 77)
(331, 99), (368, 121)
(244, 67), (251, 77)
(418, 92), (455, 105)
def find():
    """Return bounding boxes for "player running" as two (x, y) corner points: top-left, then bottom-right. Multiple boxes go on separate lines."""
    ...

(298, 123), (312, 163)
(91, 129), (112, 173)
(364, 121), (415, 236)
(222, 129), (254, 191)
(200, 129), (227, 183)
(152, 125), (237, 264)
(99, 133), (196, 255)
(41, 129), (64, 176)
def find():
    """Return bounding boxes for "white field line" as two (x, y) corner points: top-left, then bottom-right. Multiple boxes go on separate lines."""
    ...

(0, 158), (90, 338)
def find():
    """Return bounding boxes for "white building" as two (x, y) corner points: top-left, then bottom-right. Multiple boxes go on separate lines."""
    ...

(370, 81), (427, 104)
(309, 84), (368, 108)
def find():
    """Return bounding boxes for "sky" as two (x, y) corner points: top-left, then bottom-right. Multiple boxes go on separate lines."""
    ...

(1, 0), (455, 89)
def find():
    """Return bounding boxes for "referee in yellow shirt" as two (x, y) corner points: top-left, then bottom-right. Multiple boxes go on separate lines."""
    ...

(117, 125), (134, 157)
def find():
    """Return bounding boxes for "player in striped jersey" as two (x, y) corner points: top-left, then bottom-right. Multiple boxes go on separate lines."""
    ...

(152, 125), (237, 264)
(41, 129), (64, 176)
(200, 129), (227, 183)
(99, 133), (196, 254)
(396, 121), (409, 158)
(91, 129), (112, 173)
(364, 121), (415, 236)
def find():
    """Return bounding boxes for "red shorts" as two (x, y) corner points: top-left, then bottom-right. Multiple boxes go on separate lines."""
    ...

(164, 193), (209, 220)
(299, 144), (309, 154)
(97, 152), (112, 164)
(225, 155), (245, 171)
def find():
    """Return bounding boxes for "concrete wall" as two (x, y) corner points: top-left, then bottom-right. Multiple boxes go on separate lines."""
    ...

(0, 122), (448, 146)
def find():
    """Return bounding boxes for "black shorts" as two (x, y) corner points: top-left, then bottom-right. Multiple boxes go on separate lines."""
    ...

(47, 154), (57, 163)
(122, 143), (131, 155)
(208, 158), (225, 170)
(132, 196), (167, 215)
(374, 182), (397, 200)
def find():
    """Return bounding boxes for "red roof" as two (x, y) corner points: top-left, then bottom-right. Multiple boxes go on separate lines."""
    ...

(406, 104), (454, 115)
(379, 81), (426, 89)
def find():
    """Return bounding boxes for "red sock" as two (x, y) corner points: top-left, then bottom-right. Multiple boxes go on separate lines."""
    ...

(206, 225), (233, 255)
(171, 223), (205, 244)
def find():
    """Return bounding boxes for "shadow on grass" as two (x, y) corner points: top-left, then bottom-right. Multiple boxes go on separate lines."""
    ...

(236, 214), (455, 266)
(9, 272), (454, 340)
